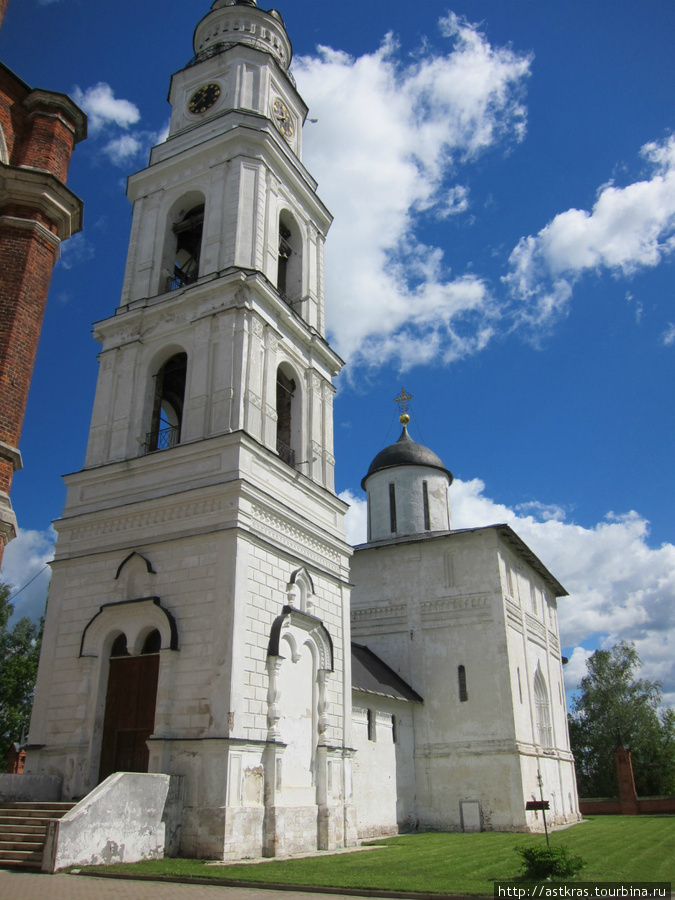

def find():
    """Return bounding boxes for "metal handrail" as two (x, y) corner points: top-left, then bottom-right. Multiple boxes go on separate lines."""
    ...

(276, 438), (295, 467)
(144, 425), (179, 454)
(166, 272), (197, 292)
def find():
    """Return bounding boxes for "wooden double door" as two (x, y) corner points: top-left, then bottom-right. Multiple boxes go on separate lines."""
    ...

(98, 652), (160, 783)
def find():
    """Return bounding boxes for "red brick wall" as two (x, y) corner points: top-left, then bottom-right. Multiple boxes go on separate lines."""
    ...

(16, 107), (78, 181)
(0, 64), (85, 565)
(0, 221), (59, 461)
(580, 796), (675, 816)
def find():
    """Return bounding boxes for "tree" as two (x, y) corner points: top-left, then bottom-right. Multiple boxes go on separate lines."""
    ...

(569, 641), (675, 798)
(0, 581), (43, 762)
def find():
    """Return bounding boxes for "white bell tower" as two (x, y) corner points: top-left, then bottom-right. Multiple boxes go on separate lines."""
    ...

(27, 0), (357, 861)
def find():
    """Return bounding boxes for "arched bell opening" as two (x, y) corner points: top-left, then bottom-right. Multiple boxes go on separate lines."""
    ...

(277, 209), (302, 304)
(160, 192), (206, 294)
(145, 351), (188, 453)
(276, 362), (301, 467)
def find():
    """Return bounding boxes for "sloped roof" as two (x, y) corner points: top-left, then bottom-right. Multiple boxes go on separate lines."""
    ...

(351, 642), (423, 703)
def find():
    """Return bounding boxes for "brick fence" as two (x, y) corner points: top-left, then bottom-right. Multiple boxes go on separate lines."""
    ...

(579, 739), (675, 816)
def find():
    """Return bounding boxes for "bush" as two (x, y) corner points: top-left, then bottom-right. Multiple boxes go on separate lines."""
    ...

(516, 845), (585, 880)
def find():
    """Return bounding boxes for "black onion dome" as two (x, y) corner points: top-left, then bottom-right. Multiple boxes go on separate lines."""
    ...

(361, 425), (453, 490)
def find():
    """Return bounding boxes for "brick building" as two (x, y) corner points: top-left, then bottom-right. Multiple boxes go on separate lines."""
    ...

(0, 4), (86, 565)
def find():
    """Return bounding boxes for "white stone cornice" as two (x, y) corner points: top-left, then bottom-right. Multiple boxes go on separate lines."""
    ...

(0, 493), (18, 545)
(23, 89), (87, 142)
(0, 163), (83, 238)
(0, 214), (61, 248)
(249, 503), (342, 574)
(0, 441), (23, 472)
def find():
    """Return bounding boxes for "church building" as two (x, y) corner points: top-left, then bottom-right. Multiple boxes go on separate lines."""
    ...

(23, 0), (580, 863)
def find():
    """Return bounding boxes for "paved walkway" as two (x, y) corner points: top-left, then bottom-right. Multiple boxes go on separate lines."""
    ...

(1, 870), (379, 900)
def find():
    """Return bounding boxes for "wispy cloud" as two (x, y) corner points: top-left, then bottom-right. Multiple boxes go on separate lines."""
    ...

(296, 15), (532, 371)
(662, 322), (675, 346)
(505, 135), (675, 331)
(58, 230), (94, 269)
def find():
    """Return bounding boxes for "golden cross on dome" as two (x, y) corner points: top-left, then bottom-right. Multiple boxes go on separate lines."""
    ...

(394, 388), (413, 422)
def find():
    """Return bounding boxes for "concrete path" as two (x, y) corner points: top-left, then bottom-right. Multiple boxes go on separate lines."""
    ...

(0, 869), (382, 900)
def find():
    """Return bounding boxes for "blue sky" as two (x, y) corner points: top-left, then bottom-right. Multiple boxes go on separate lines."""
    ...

(1, 0), (673, 705)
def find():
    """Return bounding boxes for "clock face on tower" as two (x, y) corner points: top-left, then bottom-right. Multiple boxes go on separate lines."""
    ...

(271, 97), (294, 140)
(188, 83), (221, 115)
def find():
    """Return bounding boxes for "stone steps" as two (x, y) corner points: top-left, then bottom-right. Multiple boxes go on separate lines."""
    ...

(0, 802), (76, 869)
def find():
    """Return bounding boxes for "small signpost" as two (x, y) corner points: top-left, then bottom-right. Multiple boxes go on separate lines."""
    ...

(529, 773), (551, 845)
(525, 800), (550, 845)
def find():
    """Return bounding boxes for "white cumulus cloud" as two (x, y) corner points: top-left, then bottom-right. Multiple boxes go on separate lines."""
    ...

(72, 82), (140, 134)
(506, 135), (675, 329)
(103, 133), (144, 166)
(0, 527), (55, 624)
(295, 15), (531, 371)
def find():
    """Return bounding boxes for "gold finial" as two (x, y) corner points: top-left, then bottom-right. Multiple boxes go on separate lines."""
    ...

(394, 388), (413, 424)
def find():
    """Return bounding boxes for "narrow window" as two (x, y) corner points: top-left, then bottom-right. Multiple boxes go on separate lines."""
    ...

(168, 205), (204, 291)
(530, 583), (537, 614)
(517, 667), (523, 703)
(458, 665), (468, 702)
(391, 714), (397, 744)
(389, 483), (397, 533)
(367, 709), (376, 742)
(423, 480), (430, 531)
(146, 352), (187, 453)
(276, 368), (296, 466)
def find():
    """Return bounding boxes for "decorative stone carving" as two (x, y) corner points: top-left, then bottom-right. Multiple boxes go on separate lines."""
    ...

(266, 657), (282, 741)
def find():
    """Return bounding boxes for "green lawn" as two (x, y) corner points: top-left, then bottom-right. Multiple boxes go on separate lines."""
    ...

(78, 817), (675, 895)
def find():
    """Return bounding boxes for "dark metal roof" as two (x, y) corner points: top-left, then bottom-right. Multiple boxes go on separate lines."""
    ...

(361, 424), (453, 490)
(351, 643), (423, 703)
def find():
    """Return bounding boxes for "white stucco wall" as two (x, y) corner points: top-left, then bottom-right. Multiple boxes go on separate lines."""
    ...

(351, 694), (416, 838)
(366, 466), (451, 542)
(351, 526), (580, 832)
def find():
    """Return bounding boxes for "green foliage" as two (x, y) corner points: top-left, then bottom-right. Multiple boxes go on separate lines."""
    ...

(516, 844), (584, 880)
(568, 641), (675, 798)
(0, 580), (43, 760)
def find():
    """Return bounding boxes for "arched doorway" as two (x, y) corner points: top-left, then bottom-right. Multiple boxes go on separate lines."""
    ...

(98, 630), (161, 782)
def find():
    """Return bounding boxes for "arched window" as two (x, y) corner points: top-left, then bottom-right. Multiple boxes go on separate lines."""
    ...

(145, 352), (187, 453)
(277, 210), (302, 304)
(276, 364), (300, 466)
(110, 633), (128, 658)
(167, 204), (204, 291)
(141, 629), (161, 654)
(534, 666), (552, 747)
